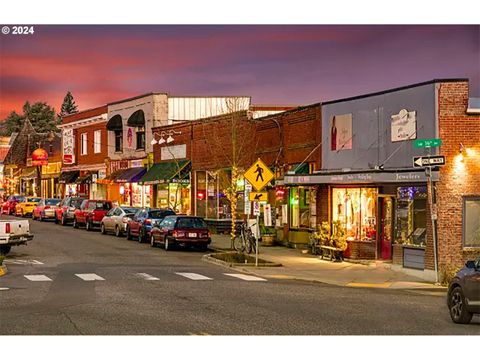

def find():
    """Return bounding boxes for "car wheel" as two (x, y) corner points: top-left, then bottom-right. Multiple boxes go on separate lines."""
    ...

(54, 214), (59, 224)
(61, 215), (67, 226)
(73, 217), (79, 229)
(126, 227), (133, 240)
(449, 286), (473, 324)
(39, 213), (43, 222)
(150, 234), (156, 247)
(32, 212), (36, 220)
(0, 245), (12, 255)
(115, 225), (122, 237)
(101, 223), (106, 235)
(164, 237), (171, 251)
(138, 228), (145, 243)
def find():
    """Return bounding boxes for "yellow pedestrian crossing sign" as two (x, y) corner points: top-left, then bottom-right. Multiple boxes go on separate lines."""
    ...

(244, 158), (274, 191)
(249, 191), (268, 202)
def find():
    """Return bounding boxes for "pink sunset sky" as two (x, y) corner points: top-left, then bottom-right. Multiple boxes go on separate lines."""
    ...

(0, 25), (478, 119)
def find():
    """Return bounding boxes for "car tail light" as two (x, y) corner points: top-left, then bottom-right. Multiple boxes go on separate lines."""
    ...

(44, 206), (50, 209)
(173, 230), (185, 238)
(5, 223), (10, 233)
(144, 219), (152, 225)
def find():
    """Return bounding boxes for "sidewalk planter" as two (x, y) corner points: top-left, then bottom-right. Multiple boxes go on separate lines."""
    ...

(344, 240), (376, 260)
(261, 234), (275, 246)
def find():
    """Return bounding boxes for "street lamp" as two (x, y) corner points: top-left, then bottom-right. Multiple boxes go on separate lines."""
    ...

(151, 130), (181, 145)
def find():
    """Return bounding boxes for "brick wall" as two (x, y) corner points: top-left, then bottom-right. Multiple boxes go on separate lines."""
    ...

(75, 123), (109, 165)
(437, 81), (480, 269)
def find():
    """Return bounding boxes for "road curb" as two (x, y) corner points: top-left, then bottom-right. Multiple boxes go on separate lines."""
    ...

(0, 265), (7, 277)
(202, 253), (282, 268)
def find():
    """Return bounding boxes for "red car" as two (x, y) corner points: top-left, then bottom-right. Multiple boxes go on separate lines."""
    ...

(2, 195), (26, 215)
(55, 196), (86, 225)
(32, 198), (62, 221)
(150, 215), (211, 251)
(73, 199), (113, 231)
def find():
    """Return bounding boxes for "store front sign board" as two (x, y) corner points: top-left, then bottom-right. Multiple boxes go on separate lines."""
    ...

(285, 171), (440, 185)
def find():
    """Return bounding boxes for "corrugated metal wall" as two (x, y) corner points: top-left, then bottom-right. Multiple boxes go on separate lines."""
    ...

(168, 97), (250, 122)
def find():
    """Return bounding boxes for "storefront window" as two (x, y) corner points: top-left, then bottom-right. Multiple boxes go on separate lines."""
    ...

(290, 187), (315, 229)
(464, 197), (480, 248)
(394, 186), (427, 246)
(332, 187), (377, 240)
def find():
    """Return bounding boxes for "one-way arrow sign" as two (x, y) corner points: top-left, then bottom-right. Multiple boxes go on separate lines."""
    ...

(413, 155), (446, 167)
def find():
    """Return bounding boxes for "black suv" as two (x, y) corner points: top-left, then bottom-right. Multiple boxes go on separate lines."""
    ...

(447, 256), (480, 324)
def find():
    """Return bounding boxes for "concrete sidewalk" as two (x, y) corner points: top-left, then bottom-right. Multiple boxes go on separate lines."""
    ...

(208, 234), (447, 291)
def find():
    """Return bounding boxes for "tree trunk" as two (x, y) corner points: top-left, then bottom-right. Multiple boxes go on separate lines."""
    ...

(230, 166), (238, 250)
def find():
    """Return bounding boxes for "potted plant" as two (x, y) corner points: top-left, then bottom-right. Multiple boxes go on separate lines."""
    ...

(331, 220), (347, 251)
(260, 224), (277, 246)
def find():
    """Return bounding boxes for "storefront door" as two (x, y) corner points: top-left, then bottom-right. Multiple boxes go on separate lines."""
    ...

(378, 196), (393, 260)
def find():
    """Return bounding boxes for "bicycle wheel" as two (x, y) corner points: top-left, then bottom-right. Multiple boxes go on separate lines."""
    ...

(234, 234), (245, 252)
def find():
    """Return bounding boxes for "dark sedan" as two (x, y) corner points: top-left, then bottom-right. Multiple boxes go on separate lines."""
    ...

(150, 215), (211, 251)
(447, 256), (480, 324)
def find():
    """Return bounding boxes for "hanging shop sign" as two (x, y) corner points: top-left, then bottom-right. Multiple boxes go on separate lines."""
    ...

(244, 158), (274, 191)
(126, 127), (134, 149)
(32, 148), (48, 166)
(391, 109), (417, 142)
(63, 128), (75, 164)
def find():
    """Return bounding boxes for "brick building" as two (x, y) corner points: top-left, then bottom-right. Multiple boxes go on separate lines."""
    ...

(59, 105), (109, 198)
(284, 79), (480, 281)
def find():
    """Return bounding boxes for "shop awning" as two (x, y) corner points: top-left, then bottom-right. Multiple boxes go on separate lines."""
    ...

(96, 169), (124, 184)
(59, 170), (80, 184)
(20, 167), (37, 180)
(139, 160), (190, 185)
(115, 167), (147, 183)
(76, 172), (92, 184)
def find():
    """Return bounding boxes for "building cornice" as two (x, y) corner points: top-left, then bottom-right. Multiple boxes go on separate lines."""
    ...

(58, 114), (107, 129)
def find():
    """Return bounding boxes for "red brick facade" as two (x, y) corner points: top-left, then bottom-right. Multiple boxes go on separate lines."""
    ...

(74, 123), (109, 166)
(437, 81), (480, 268)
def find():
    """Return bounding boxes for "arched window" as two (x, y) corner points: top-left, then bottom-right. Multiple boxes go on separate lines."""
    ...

(107, 114), (123, 152)
(127, 110), (145, 150)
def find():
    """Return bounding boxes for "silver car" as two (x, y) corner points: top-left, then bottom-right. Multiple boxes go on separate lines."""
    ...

(100, 206), (137, 237)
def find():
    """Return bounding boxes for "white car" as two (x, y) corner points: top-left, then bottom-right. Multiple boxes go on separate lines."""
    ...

(100, 206), (137, 237)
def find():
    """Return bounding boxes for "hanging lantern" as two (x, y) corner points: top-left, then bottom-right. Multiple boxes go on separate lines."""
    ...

(32, 148), (49, 166)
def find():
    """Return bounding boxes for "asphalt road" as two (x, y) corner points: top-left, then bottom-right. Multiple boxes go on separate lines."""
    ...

(1, 215), (479, 335)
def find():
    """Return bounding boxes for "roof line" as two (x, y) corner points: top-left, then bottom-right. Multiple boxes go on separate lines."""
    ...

(322, 78), (469, 105)
(107, 92), (168, 106)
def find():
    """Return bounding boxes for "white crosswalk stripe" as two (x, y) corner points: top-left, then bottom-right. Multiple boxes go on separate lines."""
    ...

(175, 272), (212, 280)
(136, 273), (160, 281)
(24, 275), (52, 282)
(75, 273), (105, 281)
(223, 273), (267, 282)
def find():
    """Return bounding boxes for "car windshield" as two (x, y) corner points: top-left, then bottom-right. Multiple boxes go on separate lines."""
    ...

(71, 198), (85, 208)
(123, 207), (137, 214)
(149, 210), (175, 219)
(15, 196), (26, 202)
(45, 199), (61, 205)
(96, 202), (112, 211)
(27, 197), (42, 202)
(177, 217), (208, 229)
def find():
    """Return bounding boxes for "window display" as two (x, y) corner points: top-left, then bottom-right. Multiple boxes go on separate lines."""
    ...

(332, 187), (377, 240)
(463, 197), (480, 248)
(290, 187), (315, 229)
(394, 186), (427, 247)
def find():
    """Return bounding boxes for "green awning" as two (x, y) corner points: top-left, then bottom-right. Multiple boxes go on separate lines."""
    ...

(139, 160), (190, 185)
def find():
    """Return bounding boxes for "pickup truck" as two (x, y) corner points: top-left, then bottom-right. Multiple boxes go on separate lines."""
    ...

(0, 219), (34, 255)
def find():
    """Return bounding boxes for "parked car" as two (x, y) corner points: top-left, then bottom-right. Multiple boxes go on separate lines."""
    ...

(0, 219), (34, 255)
(32, 198), (61, 221)
(447, 256), (480, 324)
(15, 197), (42, 217)
(2, 195), (25, 215)
(100, 206), (137, 237)
(73, 199), (113, 231)
(55, 196), (87, 225)
(126, 208), (175, 243)
(150, 215), (211, 251)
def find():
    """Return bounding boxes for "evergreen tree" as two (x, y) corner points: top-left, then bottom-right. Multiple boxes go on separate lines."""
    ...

(59, 91), (78, 118)
(1, 111), (24, 135)
(1, 101), (58, 135)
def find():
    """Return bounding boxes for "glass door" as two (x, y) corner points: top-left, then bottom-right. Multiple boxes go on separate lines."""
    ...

(378, 196), (393, 260)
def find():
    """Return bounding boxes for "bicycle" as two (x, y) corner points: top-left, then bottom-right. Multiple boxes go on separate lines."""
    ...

(234, 221), (257, 254)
